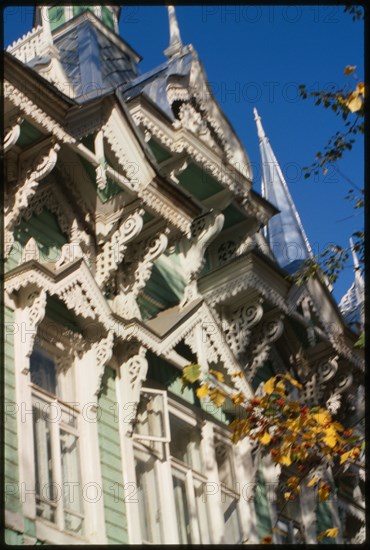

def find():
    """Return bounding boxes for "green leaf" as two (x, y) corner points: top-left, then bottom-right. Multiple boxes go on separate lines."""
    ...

(354, 332), (365, 348)
(182, 364), (202, 383)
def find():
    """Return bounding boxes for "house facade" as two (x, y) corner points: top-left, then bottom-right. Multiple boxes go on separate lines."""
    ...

(4, 5), (365, 545)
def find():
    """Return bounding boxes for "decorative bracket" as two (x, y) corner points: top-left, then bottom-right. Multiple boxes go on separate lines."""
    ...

(94, 330), (114, 396)
(118, 345), (149, 436)
(113, 230), (169, 319)
(245, 315), (285, 382)
(95, 208), (145, 287)
(17, 286), (47, 370)
(179, 210), (224, 307)
(222, 299), (264, 358)
(5, 142), (60, 235)
(4, 116), (23, 153)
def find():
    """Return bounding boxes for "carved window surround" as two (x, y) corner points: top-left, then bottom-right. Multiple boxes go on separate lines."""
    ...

(5, 258), (113, 335)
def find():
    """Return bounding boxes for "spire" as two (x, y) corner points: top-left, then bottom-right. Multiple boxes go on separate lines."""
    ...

(254, 108), (313, 273)
(338, 239), (364, 329)
(164, 6), (183, 58)
(253, 107), (267, 144)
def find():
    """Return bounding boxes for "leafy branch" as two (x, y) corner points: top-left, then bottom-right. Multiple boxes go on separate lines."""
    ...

(182, 365), (364, 543)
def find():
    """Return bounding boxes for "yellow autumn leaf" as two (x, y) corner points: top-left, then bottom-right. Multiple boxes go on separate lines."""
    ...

(317, 527), (339, 541)
(307, 476), (319, 487)
(231, 371), (243, 378)
(230, 392), (245, 405)
(275, 380), (286, 395)
(209, 388), (226, 407)
(278, 453), (292, 466)
(318, 483), (331, 502)
(210, 369), (224, 383)
(196, 384), (209, 398)
(346, 93), (362, 113)
(325, 528), (339, 538)
(340, 447), (361, 465)
(356, 82), (365, 96)
(263, 376), (277, 395)
(287, 476), (300, 488)
(259, 432), (272, 445)
(314, 408), (332, 425)
(343, 65), (357, 76)
(284, 491), (292, 500)
(322, 427), (337, 448)
(283, 373), (303, 390)
(332, 421), (344, 432)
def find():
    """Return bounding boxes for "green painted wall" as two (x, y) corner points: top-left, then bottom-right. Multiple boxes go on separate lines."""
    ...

(148, 139), (172, 163)
(5, 529), (23, 545)
(17, 120), (44, 149)
(4, 529), (45, 545)
(98, 367), (128, 544)
(45, 296), (81, 333)
(73, 6), (95, 18)
(138, 253), (187, 320)
(101, 7), (114, 30)
(178, 163), (223, 201)
(222, 203), (247, 229)
(48, 6), (65, 31)
(5, 208), (67, 272)
(4, 306), (20, 514)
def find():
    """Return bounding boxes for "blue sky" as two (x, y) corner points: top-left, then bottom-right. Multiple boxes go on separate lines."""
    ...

(4, 5), (364, 303)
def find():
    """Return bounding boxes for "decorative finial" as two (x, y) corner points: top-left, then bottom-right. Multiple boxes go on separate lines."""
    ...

(253, 108), (268, 143)
(164, 6), (183, 58)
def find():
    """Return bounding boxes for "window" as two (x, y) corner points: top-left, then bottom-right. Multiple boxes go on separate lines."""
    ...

(169, 413), (211, 543)
(214, 438), (243, 543)
(131, 387), (246, 544)
(133, 389), (169, 544)
(134, 448), (163, 544)
(30, 342), (84, 536)
(132, 389), (212, 543)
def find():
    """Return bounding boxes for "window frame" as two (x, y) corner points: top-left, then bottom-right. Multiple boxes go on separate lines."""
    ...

(213, 430), (244, 544)
(168, 407), (212, 544)
(132, 387), (171, 445)
(29, 335), (84, 538)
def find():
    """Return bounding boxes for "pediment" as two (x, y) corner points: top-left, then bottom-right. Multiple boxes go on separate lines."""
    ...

(165, 51), (252, 179)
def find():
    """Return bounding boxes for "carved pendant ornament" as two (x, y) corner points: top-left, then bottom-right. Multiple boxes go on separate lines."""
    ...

(222, 300), (264, 358)
(5, 143), (60, 254)
(179, 211), (224, 306)
(96, 209), (145, 287)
